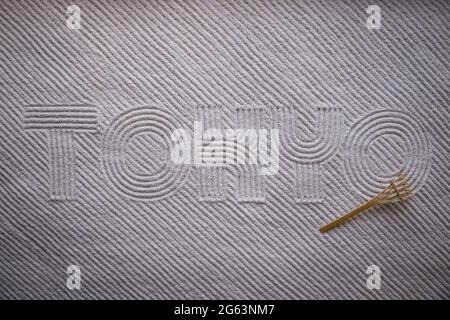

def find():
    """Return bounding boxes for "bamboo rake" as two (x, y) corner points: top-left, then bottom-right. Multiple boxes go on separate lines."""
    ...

(319, 171), (412, 233)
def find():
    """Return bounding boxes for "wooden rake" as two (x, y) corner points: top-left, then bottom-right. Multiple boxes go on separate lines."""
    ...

(319, 171), (412, 233)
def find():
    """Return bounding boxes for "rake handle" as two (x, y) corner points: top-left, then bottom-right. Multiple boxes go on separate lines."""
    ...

(319, 199), (377, 233)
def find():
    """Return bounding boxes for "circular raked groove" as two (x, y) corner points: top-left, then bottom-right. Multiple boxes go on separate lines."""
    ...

(343, 110), (431, 199)
(102, 106), (190, 201)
